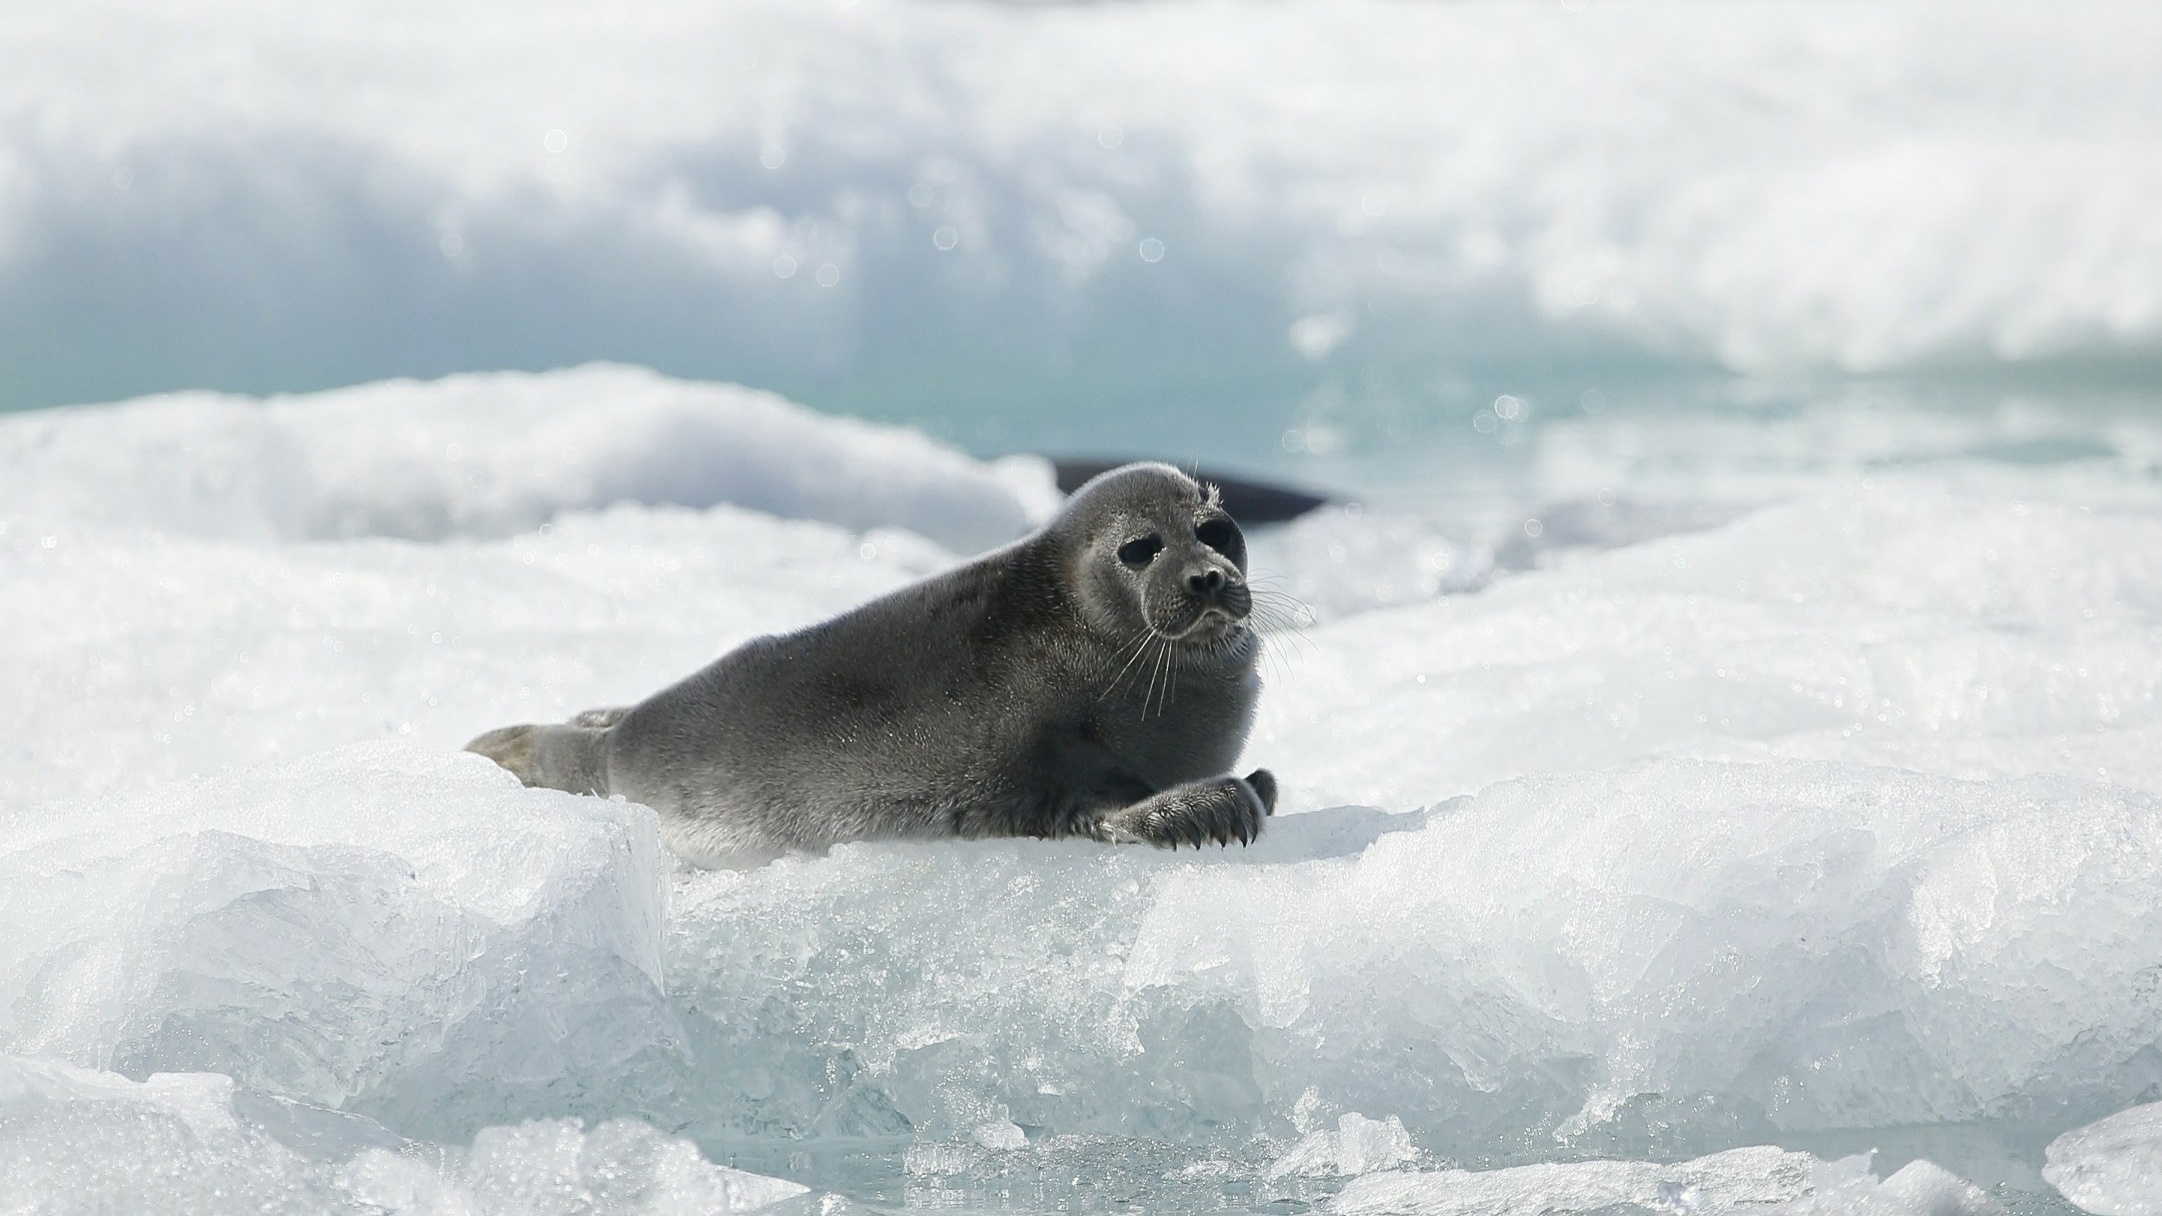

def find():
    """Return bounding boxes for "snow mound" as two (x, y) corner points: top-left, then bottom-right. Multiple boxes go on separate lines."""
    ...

(0, 365), (1052, 553)
(0, 1054), (806, 1215)
(2044, 1101), (2162, 1215)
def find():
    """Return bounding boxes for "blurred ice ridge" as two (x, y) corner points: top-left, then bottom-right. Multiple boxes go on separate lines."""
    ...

(4, 0), (2160, 415)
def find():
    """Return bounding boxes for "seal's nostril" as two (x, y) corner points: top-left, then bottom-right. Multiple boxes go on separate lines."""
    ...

(1187, 568), (1224, 595)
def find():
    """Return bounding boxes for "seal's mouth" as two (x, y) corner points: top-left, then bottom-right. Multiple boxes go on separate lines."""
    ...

(1152, 596), (1252, 644)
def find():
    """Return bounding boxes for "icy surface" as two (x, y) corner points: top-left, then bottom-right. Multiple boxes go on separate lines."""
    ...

(2044, 1102), (2162, 1215)
(7, 369), (2162, 1210)
(0, 1054), (807, 1215)
(3, 0), (2161, 424)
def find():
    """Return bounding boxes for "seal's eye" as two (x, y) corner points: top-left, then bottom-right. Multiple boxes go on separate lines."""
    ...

(1117, 534), (1164, 568)
(1195, 518), (1237, 554)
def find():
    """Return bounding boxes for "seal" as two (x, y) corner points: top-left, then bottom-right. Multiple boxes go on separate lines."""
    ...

(465, 462), (1276, 866)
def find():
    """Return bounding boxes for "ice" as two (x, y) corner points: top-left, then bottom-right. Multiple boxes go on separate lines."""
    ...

(675, 759), (2159, 1156)
(8, 371), (2162, 1209)
(0, 1054), (806, 1215)
(0, 745), (676, 1136)
(1763, 1155), (2006, 1216)
(4, 1), (2160, 421)
(2044, 1101), (2162, 1215)
(1266, 1112), (1419, 1178)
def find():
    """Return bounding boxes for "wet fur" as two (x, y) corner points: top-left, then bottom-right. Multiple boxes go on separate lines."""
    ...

(466, 463), (1274, 866)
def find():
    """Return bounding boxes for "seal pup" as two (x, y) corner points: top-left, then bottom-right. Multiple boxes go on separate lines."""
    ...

(466, 462), (1276, 865)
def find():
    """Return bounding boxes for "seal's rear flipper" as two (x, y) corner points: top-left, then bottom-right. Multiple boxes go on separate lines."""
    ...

(465, 722), (612, 797)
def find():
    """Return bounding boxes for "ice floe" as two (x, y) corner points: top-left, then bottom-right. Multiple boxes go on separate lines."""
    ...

(5, 368), (2162, 1212)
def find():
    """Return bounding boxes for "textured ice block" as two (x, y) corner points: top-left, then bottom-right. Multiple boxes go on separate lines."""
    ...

(0, 744), (675, 1140)
(2045, 1101), (2162, 1215)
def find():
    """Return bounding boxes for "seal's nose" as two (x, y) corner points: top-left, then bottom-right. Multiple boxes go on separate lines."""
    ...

(1186, 567), (1226, 597)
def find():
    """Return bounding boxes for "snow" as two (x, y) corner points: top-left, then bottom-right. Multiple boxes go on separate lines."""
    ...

(7, 367), (2162, 1212)
(3, 0), (2160, 425)
(0, 364), (1054, 552)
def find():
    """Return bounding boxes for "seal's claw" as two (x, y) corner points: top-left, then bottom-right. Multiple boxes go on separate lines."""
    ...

(1100, 773), (1270, 851)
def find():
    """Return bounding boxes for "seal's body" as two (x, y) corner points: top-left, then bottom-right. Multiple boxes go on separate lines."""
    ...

(467, 463), (1275, 865)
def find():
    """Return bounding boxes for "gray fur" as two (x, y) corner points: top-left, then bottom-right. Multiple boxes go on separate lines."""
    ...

(465, 462), (1275, 866)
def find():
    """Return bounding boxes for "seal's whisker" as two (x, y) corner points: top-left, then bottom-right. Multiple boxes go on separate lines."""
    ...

(1169, 636), (1180, 711)
(1100, 625), (1159, 701)
(1150, 636), (1167, 718)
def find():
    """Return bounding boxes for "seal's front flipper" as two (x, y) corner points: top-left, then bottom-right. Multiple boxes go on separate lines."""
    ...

(1096, 768), (1274, 848)
(464, 721), (612, 796)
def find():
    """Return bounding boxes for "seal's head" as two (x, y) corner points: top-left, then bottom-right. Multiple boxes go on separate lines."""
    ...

(1053, 463), (1255, 658)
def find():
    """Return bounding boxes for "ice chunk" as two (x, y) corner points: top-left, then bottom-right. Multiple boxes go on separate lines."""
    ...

(1763, 1154), (2004, 1215)
(0, 365), (1046, 553)
(0, 744), (675, 1141)
(1267, 1111), (1419, 1178)
(0, 1055), (328, 1213)
(0, 1054), (807, 1215)
(1111, 761), (2162, 1151)
(2044, 1101), (2162, 1215)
